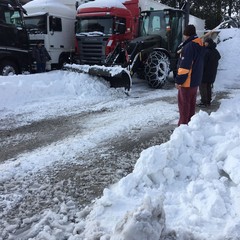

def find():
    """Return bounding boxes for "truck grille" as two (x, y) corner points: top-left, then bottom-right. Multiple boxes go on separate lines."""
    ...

(77, 37), (108, 65)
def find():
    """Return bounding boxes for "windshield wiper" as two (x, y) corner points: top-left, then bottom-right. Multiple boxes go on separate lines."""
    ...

(88, 31), (104, 36)
(27, 28), (45, 34)
(76, 32), (89, 36)
(76, 31), (105, 37)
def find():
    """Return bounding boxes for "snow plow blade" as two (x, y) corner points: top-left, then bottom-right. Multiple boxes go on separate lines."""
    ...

(64, 64), (132, 91)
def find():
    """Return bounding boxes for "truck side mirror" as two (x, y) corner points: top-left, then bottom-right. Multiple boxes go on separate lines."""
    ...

(75, 1), (79, 10)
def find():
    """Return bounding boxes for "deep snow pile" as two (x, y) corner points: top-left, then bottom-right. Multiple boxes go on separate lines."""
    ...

(0, 70), (129, 130)
(0, 28), (240, 239)
(75, 100), (240, 239)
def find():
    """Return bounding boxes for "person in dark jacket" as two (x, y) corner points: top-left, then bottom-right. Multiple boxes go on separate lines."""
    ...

(175, 24), (205, 126)
(198, 38), (221, 107)
(32, 41), (51, 73)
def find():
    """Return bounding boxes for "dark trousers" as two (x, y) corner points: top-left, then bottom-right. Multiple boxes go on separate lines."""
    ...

(199, 83), (212, 105)
(36, 62), (46, 73)
(178, 86), (198, 126)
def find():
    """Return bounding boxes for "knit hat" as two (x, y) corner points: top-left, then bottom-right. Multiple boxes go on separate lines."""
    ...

(204, 37), (216, 48)
(204, 38), (214, 44)
(183, 24), (196, 36)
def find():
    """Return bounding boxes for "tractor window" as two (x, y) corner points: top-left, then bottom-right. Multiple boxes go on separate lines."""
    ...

(2, 10), (24, 28)
(0, 7), (28, 48)
(151, 15), (161, 32)
(171, 17), (183, 50)
(141, 16), (149, 36)
(140, 11), (166, 36)
(165, 12), (184, 52)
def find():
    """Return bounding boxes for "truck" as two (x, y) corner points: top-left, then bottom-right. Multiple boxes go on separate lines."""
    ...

(0, 0), (31, 76)
(23, 0), (77, 71)
(67, 0), (205, 90)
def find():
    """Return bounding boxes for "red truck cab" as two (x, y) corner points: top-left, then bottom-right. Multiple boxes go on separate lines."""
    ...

(75, 0), (140, 65)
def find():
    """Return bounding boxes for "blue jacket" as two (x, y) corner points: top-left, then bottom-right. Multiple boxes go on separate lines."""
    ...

(175, 35), (205, 87)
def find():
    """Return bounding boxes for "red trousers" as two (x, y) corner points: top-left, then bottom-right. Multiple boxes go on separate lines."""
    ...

(178, 86), (198, 126)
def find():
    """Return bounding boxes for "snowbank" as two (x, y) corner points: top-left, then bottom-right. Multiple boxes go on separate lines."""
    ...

(74, 95), (240, 239)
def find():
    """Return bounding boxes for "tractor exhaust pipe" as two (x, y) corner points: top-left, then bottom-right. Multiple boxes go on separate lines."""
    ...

(182, 0), (190, 27)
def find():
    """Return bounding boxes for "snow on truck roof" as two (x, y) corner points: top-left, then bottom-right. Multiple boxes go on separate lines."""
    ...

(23, 0), (76, 18)
(77, 0), (168, 11)
(77, 0), (127, 10)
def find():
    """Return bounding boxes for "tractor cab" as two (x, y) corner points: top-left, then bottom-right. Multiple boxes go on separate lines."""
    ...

(139, 9), (185, 53)
(0, 0), (30, 76)
(0, 1), (29, 49)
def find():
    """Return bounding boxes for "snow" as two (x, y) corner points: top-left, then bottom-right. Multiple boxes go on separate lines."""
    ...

(23, 0), (77, 17)
(1, 28), (240, 239)
(77, 0), (127, 10)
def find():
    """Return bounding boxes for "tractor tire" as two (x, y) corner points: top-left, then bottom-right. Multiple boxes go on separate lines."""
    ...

(144, 51), (170, 88)
(0, 60), (18, 76)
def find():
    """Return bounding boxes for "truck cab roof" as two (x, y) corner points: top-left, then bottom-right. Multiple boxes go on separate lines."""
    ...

(24, 0), (76, 19)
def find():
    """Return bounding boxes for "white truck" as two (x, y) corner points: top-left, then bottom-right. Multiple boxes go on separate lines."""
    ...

(23, 0), (77, 71)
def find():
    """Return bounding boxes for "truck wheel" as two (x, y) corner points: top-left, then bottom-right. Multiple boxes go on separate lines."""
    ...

(144, 51), (170, 88)
(0, 61), (18, 76)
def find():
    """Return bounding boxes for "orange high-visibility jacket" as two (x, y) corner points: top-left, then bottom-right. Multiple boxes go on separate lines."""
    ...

(176, 35), (205, 88)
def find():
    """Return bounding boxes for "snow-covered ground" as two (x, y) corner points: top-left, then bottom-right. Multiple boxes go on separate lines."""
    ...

(0, 28), (240, 239)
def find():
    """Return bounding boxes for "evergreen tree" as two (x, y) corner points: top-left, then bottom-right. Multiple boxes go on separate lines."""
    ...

(159, 0), (239, 29)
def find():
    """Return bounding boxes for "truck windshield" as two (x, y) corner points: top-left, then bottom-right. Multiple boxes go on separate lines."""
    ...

(140, 11), (166, 36)
(24, 14), (47, 34)
(76, 17), (113, 36)
(0, 9), (24, 28)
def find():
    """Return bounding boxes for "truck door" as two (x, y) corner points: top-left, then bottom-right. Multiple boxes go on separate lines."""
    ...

(47, 16), (64, 64)
(164, 10), (184, 52)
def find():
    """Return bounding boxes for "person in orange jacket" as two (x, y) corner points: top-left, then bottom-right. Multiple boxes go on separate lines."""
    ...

(175, 24), (205, 126)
